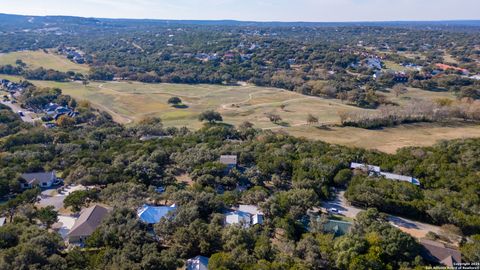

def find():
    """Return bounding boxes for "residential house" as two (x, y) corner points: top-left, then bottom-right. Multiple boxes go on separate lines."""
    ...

(137, 204), (177, 224)
(469, 74), (480, 80)
(420, 239), (462, 268)
(68, 205), (110, 244)
(0, 217), (5, 227)
(238, 205), (264, 225)
(44, 103), (60, 114)
(365, 57), (383, 70)
(186, 256), (209, 270)
(394, 73), (409, 83)
(225, 211), (252, 227)
(220, 155), (237, 170)
(379, 172), (421, 186)
(0, 79), (23, 93)
(225, 205), (264, 228)
(223, 53), (235, 61)
(350, 162), (381, 174)
(350, 162), (420, 186)
(20, 171), (59, 189)
(435, 64), (469, 76)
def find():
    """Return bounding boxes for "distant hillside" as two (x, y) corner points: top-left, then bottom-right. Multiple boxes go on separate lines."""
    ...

(1, 13), (480, 30)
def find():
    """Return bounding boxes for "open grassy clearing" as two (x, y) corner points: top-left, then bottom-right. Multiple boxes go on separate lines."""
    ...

(11, 78), (368, 128)
(2, 74), (478, 153)
(286, 122), (480, 154)
(0, 50), (90, 74)
(382, 87), (456, 105)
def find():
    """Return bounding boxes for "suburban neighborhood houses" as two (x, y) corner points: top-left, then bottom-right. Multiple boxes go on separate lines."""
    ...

(1, 78), (79, 126)
(0, 6), (480, 269)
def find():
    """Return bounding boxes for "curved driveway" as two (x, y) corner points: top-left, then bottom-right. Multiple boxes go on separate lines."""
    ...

(322, 191), (441, 238)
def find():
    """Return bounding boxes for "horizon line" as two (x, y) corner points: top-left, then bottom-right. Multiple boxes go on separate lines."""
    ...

(1, 12), (480, 24)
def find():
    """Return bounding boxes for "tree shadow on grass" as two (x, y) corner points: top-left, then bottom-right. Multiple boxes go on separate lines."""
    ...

(315, 125), (333, 131)
(275, 121), (290, 127)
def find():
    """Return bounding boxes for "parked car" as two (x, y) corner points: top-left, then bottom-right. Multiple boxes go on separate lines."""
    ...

(328, 208), (339, 214)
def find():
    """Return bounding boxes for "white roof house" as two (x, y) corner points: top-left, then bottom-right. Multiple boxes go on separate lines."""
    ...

(350, 162), (381, 173)
(380, 172), (421, 186)
(225, 205), (264, 228)
(238, 205), (264, 225)
(225, 211), (251, 227)
(220, 155), (238, 167)
(351, 162), (420, 186)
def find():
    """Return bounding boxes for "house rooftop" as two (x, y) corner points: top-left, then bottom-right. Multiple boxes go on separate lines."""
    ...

(238, 205), (263, 215)
(21, 171), (56, 185)
(137, 204), (177, 224)
(380, 172), (421, 186)
(68, 205), (110, 238)
(220, 155), (237, 165)
(420, 239), (461, 268)
(186, 255), (209, 270)
(350, 162), (381, 173)
(225, 211), (251, 227)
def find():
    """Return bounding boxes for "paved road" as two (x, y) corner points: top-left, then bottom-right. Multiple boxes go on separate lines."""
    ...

(322, 191), (441, 238)
(0, 97), (38, 123)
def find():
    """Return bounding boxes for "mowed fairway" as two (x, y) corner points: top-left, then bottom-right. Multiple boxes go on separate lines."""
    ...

(0, 50), (90, 74)
(11, 78), (366, 128)
(2, 73), (479, 153)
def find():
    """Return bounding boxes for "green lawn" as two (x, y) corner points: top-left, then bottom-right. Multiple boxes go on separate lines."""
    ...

(0, 50), (90, 74)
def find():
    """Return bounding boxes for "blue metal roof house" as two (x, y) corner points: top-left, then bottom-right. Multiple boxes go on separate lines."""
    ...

(137, 204), (177, 224)
(186, 255), (209, 270)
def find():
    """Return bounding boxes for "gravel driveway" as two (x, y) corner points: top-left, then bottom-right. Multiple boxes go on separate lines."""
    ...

(322, 190), (441, 239)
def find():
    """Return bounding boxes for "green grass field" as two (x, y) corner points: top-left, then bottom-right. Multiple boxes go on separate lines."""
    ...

(1, 50), (478, 153)
(0, 50), (90, 74)
(4, 77), (367, 128)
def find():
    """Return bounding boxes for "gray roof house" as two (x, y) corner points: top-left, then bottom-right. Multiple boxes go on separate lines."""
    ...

(68, 205), (110, 244)
(420, 239), (461, 268)
(0, 217), (6, 227)
(186, 256), (209, 270)
(20, 171), (58, 189)
(220, 155), (237, 168)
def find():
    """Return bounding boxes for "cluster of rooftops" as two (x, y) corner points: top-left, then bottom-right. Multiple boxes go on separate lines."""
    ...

(13, 155), (462, 268)
(44, 102), (78, 120)
(0, 78), (24, 93)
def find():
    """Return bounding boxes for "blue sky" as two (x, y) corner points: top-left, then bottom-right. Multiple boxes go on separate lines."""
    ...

(0, 0), (478, 22)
